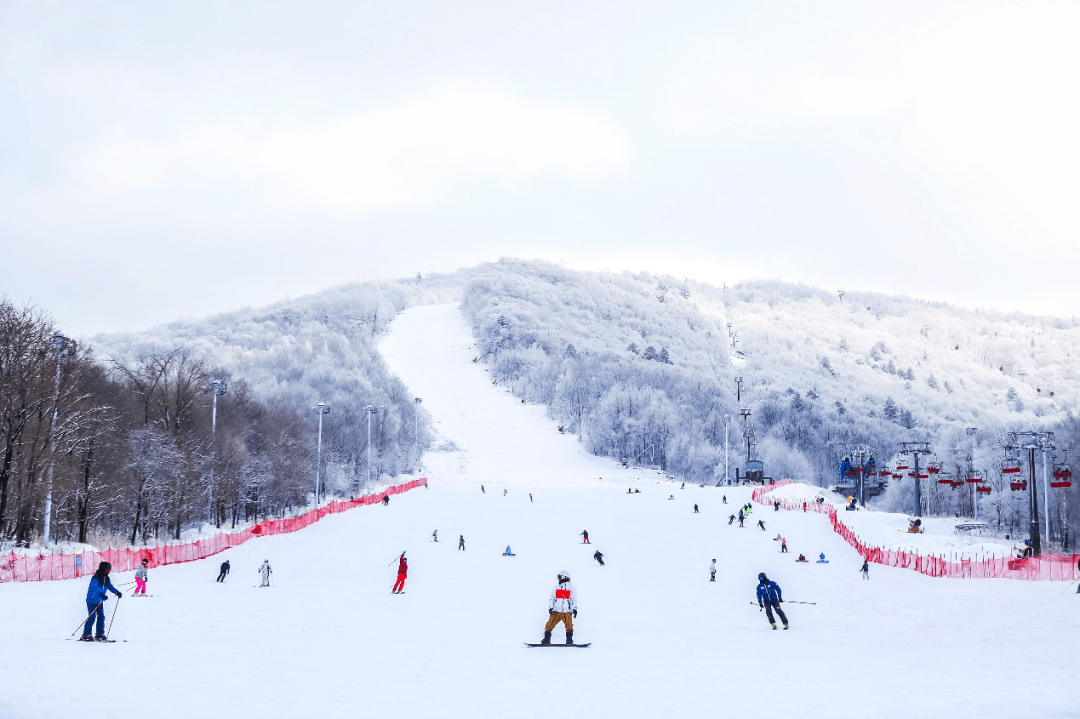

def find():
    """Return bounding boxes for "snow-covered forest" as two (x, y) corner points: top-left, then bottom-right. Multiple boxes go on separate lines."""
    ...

(6, 259), (1080, 550)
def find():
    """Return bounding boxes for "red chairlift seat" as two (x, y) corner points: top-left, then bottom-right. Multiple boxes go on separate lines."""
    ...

(1002, 466), (1022, 474)
(950, 480), (964, 488)
(965, 476), (983, 484)
(937, 478), (952, 485)
(976, 485), (991, 494)
(1050, 480), (1072, 489)
(1010, 480), (1027, 491)
(927, 466), (941, 475)
(917, 473), (929, 479)
(892, 473), (903, 479)
(1053, 469), (1072, 479)
(896, 464), (909, 471)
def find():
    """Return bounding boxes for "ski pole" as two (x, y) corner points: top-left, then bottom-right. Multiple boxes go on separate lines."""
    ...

(70, 602), (103, 637)
(106, 596), (121, 639)
(1061, 579), (1080, 594)
(388, 552), (404, 567)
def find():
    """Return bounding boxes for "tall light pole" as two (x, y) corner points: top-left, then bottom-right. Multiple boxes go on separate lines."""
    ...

(365, 405), (379, 486)
(208, 380), (228, 525)
(1008, 431), (1053, 556)
(43, 332), (74, 545)
(413, 398), (422, 470)
(966, 427), (978, 521)
(724, 414), (731, 485)
(313, 403), (331, 502)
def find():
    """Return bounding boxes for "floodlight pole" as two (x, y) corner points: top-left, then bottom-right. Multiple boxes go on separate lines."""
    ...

(413, 398), (422, 470)
(208, 380), (228, 525)
(365, 405), (379, 486)
(313, 403), (331, 502)
(43, 332), (71, 545)
(966, 428), (978, 521)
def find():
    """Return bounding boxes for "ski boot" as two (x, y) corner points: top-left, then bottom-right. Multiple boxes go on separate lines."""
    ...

(565, 631), (574, 645)
(540, 631), (552, 645)
(783, 624), (790, 630)
(94, 635), (109, 642)
(78, 635), (94, 642)
(771, 624), (777, 630)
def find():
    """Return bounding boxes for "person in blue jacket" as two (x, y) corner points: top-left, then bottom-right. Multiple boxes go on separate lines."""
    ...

(81, 561), (122, 641)
(756, 572), (788, 630)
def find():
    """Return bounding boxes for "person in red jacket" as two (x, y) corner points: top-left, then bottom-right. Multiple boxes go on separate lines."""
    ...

(392, 553), (408, 594)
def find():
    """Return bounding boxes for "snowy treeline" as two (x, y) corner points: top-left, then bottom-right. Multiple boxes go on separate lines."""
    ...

(459, 260), (1080, 549)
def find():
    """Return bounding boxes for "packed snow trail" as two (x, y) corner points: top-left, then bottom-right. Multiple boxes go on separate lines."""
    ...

(0, 303), (1076, 719)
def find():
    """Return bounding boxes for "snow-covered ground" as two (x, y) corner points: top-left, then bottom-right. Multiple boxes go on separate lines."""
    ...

(1, 304), (1076, 719)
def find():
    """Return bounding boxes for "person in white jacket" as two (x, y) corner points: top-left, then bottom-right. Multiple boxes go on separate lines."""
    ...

(259, 560), (272, 587)
(541, 571), (578, 645)
(710, 559), (716, 582)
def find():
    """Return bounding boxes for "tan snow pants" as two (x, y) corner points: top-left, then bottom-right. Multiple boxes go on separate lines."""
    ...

(544, 612), (574, 632)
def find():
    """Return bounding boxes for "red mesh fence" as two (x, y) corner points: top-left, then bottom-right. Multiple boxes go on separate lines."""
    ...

(752, 479), (1080, 581)
(0, 478), (427, 584)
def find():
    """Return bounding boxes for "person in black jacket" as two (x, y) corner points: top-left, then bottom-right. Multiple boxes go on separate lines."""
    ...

(216, 559), (230, 582)
(593, 550), (604, 566)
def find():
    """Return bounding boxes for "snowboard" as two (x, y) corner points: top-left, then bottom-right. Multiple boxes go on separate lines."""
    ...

(816, 560), (830, 564)
(524, 642), (591, 648)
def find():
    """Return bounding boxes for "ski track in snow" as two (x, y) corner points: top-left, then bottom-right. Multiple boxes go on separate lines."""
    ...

(0, 303), (1076, 719)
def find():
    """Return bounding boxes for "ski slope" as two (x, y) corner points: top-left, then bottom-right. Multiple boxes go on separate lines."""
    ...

(0, 304), (1076, 719)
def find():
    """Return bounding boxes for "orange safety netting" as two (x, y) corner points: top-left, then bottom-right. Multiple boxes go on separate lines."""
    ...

(752, 479), (1080, 581)
(0, 478), (427, 584)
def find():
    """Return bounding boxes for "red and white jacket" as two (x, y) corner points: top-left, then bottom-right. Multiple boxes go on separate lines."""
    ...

(549, 581), (577, 613)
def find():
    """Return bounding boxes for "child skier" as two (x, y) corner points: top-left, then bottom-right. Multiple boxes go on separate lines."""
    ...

(541, 571), (578, 645)
(392, 553), (407, 593)
(134, 558), (149, 596)
(216, 559), (230, 582)
(710, 559), (716, 582)
(259, 560), (272, 587)
(781, 538), (788, 553)
(81, 561), (122, 641)
(756, 572), (789, 630)
(593, 550), (604, 566)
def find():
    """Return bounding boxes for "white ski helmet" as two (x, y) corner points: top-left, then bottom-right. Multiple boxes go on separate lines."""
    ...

(558, 570), (570, 580)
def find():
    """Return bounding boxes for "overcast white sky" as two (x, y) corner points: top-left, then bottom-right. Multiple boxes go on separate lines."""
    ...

(2, 1), (1078, 337)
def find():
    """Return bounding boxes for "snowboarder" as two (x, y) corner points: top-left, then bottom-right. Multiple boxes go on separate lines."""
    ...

(710, 559), (716, 582)
(668, 494), (674, 500)
(81, 561), (122, 641)
(781, 538), (788, 553)
(756, 572), (788, 630)
(860, 559), (869, 579)
(728, 514), (736, 526)
(581, 530), (590, 544)
(504, 546), (515, 556)
(432, 530), (438, 542)
(382, 495), (390, 506)
(392, 553), (407, 593)
(634, 489), (640, 493)
(216, 559), (230, 582)
(134, 558), (149, 596)
(259, 559), (272, 587)
(693, 504), (699, 513)
(817, 553), (829, 564)
(458, 535), (465, 551)
(541, 571), (577, 645)
(757, 520), (766, 531)
(796, 554), (807, 563)
(593, 550), (604, 566)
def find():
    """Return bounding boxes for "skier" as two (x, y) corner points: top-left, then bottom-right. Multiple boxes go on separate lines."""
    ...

(722, 495), (727, 504)
(382, 495), (390, 506)
(757, 520), (766, 531)
(728, 514), (736, 526)
(81, 561), (122, 641)
(781, 538), (788, 553)
(258, 559), (272, 587)
(593, 550), (604, 566)
(756, 572), (789, 630)
(860, 559), (869, 579)
(634, 489), (640, 493)
(216, 559), (230, 582)
(432, 530), (438, 542)
(481, 485), (485, 494)
(540, 571), (577, 645)
(774, 500), (780, 512)
(680, 482), (685, 489)
(504, 546), (515, 556)
(530, 493), (533, 503)
(134, 558), (149, 596)
(628, 488), (632, 494)
(458, 535), (465, 551)
(693, 504), (699, 513)
(774, 533), (782, 541)
(580, 530), (590, 544)
(803, 502), (807, 512)
(738, 513), (745, 528)
(710, 559), (716, 582)
(504, 489), (508, 496)
(392, 554), (407, 593)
